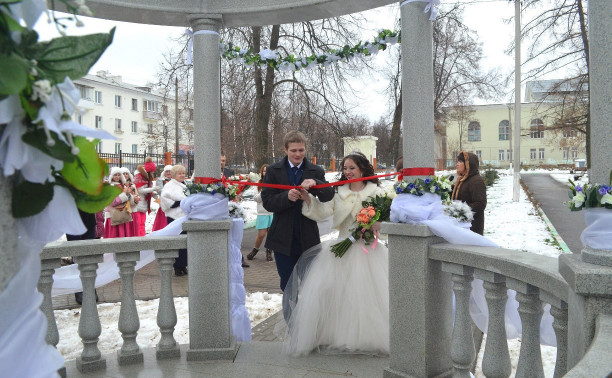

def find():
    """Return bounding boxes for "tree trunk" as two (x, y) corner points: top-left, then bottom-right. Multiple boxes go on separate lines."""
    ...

(252, 25), (280, 169)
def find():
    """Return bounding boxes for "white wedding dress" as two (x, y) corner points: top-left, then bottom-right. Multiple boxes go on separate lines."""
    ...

(283, 182), (390, 356)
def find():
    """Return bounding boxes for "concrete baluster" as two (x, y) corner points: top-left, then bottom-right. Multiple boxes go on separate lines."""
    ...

(509, 280), (544, 378)
(155, 249), (180, 359)
(115, 251), (143, 365)
(549, 301), (568, 378)
(442, 263), (475, 378)
(74, 255), (106, 373)
(478, 271), (511, 377)
(38, 259), (61, 348)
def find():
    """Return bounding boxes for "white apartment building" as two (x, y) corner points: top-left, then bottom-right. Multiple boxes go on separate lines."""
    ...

(73, 71), (194, 155)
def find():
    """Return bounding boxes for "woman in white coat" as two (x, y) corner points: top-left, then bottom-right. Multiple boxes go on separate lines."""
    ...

(161, 165), (188, 276)
(283, 152), (389, 357)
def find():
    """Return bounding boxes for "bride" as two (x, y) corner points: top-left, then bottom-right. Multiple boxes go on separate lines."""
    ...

(283, 152), (389, 356)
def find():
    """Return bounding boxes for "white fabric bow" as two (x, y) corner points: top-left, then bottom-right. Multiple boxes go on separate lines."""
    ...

(401, 0), (440, 21)
(185, 28), (220, 65)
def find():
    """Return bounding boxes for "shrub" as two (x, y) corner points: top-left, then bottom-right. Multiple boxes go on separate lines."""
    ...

(482, 167), (499, 187)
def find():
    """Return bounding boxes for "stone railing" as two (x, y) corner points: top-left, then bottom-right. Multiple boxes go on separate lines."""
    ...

(381, 222), (612, 378)
(38, 219), (236, 374)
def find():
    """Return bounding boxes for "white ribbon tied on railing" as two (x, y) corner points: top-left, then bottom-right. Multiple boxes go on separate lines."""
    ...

(400, 0), (440, 21)
(185, 28), (220, 65)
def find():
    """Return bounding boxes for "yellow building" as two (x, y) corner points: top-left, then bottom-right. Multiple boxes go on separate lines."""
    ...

(343, 136), (378, 165)
(443, 102), (586, 168)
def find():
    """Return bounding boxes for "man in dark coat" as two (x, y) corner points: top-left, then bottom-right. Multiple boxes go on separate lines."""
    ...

(221, 151), (235, 178)
(262, 131), (334, 294)
(451, 151), (487, 235)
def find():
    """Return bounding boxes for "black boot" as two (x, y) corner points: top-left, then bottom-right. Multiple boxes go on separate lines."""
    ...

(241, 256), (250, 268)
(246, 248), (259, 260)
(75, 289), (98, 305)
(175, 267), (186, 276)
(266, 249), (273, 262)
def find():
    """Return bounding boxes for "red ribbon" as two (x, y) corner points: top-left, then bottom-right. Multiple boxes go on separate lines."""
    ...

(193, 167), (435, 192)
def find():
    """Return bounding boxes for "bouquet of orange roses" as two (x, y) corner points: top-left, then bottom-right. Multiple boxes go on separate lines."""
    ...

(330, 194), (392, 258)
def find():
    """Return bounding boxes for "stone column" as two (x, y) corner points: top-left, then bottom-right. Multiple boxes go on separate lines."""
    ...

(0, 174), (18, 294)
(382, 223), (452, 378)
(588, 0), (611, 185)
(559, 254), (612, 368)
(183, 219), (236, 361)
(400, 0), (434, 171)
(187, 14), (222, 179)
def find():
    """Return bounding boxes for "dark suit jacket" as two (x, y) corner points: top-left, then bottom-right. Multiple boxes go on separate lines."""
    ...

(262, 156), (334, 255)
(223, 167), (235, 177)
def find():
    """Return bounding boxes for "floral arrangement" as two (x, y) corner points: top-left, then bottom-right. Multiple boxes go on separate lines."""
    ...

(228, 201), (245, 219)
(1, 0), (119, 219)
(443, 200), (474, 223)
(394, 175), (453, 202)
(220, 29), (400, 72)
(567, 179), (612, 211)
(184, 181), (238, 200)
(330, 194), (392, 258)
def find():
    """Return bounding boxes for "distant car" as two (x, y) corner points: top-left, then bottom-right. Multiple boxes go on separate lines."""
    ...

(570, 158), (587, 180)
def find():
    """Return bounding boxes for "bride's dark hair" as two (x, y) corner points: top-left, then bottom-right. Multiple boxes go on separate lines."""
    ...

(338, 152), (379, 186)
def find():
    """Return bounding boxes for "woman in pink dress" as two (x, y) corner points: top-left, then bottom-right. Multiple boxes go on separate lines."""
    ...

(104, 167), (139, 238)
(132, 158), (159, 236)
(152, 165), (173, 231)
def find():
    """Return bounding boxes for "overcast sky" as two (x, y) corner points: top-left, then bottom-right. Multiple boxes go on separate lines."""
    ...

(35, 1), (525, 122)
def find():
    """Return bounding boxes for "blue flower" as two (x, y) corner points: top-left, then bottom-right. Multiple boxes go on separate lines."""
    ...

(435, 185), (439, 191)
(396, 187), (402, 194)
(575, 185), (583, 192)
(211, 190), (216, 195)
(600, 187), (608, 195)
(408, 183), (414, 190)
(424, 178), (431, 184)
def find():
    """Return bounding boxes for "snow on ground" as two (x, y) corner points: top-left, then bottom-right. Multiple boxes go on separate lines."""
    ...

(57, 168), (573, 375)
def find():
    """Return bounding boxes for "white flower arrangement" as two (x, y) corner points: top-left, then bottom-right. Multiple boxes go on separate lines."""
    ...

(443, 200), (474, 223)
(247, 172), (261, 183)
(228, 201), (245, 219)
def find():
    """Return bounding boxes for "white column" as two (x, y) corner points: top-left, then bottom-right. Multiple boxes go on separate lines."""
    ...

(400, 0), (434, 173)
(188, 14), (222, 179)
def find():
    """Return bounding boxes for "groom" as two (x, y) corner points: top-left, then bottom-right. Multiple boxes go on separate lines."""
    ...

(262, 130), (334, 295)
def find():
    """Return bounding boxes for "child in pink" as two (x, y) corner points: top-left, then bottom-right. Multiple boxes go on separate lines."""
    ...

(104, 167), (138, 238)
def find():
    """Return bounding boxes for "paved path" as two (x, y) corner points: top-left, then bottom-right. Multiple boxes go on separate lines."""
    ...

(521, 173), (586, 254)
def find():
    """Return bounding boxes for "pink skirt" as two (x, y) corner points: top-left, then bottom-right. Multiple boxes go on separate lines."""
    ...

(104, 218), (136, 238)
(131, 211), (147, 236)
(152, 208), (167, 231)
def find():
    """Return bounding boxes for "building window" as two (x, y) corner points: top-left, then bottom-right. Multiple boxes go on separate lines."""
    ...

(189, 108), (194, 121)
(498, 120), (510, 141)
(162, 105), (168, 116)
(563, 147), (569, 160)
(563, 128), (577, 138)
(163, 126), (168, 138)
(498, 150), (505, 161)
(131, 121), (138, 133)
(475, 150), (481, 159)
(189, 131), (194, 141)
(114, 143), (121, 154)
(132, 144), (138, 154)
(178, 129), (182, 139)
(467, 121), (481, 141)
(95, 116), (102, 129)
(147, 123), (153, 133)
(144, 100), (159, 112)
(76, 113), (83, 124)
(507, 149), (512, 161)
(131, 98), (138, 111)
(147, 145), (154, 155)
(96, 141), (103, 153)
(530, 119), (544, 139)
(115, 118), (122, 132)
(538, 148), (545, 160)
(114, 95), (122, 108)
(530, 149), (536, 160)
(76, 85), (93, 100)
(571, 147), (578, 158)
(94, 91), (102, 104)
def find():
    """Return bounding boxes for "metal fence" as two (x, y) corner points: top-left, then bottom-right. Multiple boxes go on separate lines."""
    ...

(99, 152), (195, 177)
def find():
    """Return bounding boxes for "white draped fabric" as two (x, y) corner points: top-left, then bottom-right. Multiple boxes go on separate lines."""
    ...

(0, 225), (65, 377)
(51, 193), (251, 342)
(390, 193), (556, 346)
(580, 208), (612, 250)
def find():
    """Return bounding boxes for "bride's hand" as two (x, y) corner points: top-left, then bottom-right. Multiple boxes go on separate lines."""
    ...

(370, 221), (381, 232)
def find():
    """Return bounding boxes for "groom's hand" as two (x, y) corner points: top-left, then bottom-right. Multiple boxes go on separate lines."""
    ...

(300, 179), (316, 190)
(288, 188), (301, 202)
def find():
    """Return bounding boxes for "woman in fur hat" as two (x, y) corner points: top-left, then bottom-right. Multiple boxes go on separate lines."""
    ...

(451, 151), (487, 235)
(132, 158), (160, 236)
(104, 167), (138, 238)
(152, 164), (174, 231)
